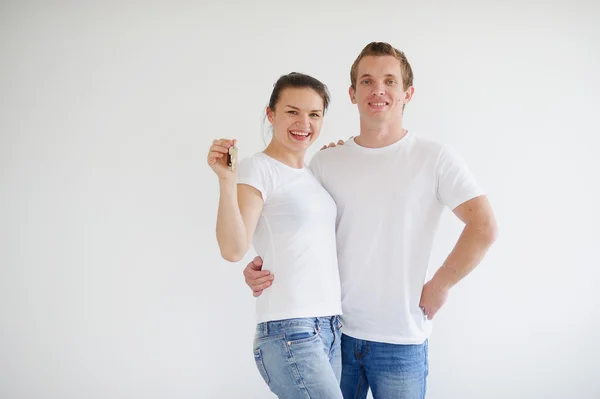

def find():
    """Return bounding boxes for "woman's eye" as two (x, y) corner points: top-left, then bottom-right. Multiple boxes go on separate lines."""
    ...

(310, 113), (320, 118)
(287, 110), (298, 115)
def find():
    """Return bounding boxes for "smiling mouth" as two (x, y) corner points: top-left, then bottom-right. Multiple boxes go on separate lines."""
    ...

(289, 130), (311, 140)
(369, 102), (389, 107)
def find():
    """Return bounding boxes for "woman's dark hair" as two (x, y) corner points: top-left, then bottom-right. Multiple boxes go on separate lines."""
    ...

(268, 72), (330, 113)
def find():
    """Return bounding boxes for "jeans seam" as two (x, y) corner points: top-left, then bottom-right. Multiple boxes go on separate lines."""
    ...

(424, 339), (429, 397)
(354, 340), (368, 399)
(290, 357), (313, 399)
(253, 348), (270, 385)
(284, 338), (313, 399)
(355, 371), (366, 399)
(356, 341), (370, 360)
(329, 326), (337, 360)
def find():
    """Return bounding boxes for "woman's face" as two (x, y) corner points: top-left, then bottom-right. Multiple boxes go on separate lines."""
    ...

(267, 87), (325, 153)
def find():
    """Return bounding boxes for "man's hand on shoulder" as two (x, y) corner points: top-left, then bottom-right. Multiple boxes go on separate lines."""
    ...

(320, 137), (352, 151)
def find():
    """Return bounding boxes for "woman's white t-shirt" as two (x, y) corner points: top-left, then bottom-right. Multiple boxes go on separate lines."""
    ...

(237, 152), (342, 323)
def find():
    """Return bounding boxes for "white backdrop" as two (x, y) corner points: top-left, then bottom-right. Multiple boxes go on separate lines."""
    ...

(2, 1), (599, 398)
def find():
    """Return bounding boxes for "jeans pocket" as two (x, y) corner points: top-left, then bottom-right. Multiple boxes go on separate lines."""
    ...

(285, 326), (319, 345)
(253, 348), (270, 385)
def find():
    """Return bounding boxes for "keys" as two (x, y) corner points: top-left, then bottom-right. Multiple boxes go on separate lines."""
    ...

(227, 145), (238, 172)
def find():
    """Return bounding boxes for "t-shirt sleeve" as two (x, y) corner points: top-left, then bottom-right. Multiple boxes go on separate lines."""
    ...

(436, 145), (485, 210)
(308, 152), (323, 185)
(236, 156), (274, 201)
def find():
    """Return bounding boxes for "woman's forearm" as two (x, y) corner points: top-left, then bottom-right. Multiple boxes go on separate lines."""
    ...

(216, 180), (248, 262)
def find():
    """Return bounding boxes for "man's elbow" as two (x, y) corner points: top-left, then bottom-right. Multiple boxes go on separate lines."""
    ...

(469, 215), (499, 246)
(482, 218), (499, 245)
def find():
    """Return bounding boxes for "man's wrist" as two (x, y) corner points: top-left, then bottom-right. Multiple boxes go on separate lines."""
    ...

(432, 266), (457, 291)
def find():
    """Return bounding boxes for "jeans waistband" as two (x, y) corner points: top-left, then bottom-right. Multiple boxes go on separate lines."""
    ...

(257, 315), (341, 335)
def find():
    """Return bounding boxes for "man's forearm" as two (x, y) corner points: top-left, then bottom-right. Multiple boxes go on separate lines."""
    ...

(432, 219), (498, 289)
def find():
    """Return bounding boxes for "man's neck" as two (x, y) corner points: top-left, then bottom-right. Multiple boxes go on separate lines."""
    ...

(355, 118), (407, 148)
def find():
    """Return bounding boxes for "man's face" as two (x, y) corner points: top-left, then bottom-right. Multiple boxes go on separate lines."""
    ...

(349, 55), (412, 124)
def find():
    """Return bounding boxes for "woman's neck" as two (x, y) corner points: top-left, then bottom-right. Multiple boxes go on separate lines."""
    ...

(263, 141), (306, 169)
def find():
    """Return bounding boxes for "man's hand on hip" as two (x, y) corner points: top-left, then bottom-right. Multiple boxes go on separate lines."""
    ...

(419, 279), (450, 320)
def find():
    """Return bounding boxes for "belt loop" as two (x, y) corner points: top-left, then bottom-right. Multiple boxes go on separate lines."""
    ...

(263, 321), (269, 335)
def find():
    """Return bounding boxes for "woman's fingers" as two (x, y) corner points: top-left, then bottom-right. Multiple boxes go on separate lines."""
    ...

(207, 151), (226, 167)
(210, 144), (229, 154)
(208, 151), (225, 161)
(210, 138), (237, 154)
(215, 138), (235, 148)
(208, 138), (236, 167)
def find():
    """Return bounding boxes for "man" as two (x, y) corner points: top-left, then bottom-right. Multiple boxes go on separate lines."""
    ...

(243, 42), (498, 399)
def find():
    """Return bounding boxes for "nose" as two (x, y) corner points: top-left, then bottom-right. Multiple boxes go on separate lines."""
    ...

(296, 113), (310, 128)
(371, 82), (386, 96)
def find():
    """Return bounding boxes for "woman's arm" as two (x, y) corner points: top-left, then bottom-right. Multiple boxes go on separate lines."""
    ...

(208, 138), (264, 262)
(216, 181), (263, 261)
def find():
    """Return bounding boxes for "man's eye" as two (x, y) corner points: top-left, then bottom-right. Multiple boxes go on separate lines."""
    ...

(310, 113), (321, 118)
(387, 80), (396, 84)
(287, 110), (298, 115)
(361, 79), (371, 84)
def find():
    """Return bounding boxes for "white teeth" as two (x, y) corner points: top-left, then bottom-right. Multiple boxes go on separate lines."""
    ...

(290, 131), (310, 137)
(371, 102), (386, 106)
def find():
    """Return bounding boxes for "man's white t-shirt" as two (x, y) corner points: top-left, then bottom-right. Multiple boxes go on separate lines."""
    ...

(309, 132), (483, 344)
(237, 152), (342, 324)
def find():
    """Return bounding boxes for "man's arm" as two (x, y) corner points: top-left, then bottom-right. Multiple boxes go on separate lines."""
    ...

(420, 195), (498, 319)
(320, 139), (346, 150)
(243, 256), (274, 297)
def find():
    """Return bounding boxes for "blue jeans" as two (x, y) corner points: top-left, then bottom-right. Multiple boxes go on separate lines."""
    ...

(253, 316), (343, 398)
(340, 334), (428, 399)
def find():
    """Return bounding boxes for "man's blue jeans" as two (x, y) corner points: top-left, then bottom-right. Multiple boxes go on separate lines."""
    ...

(253, 316), (343, 398)
(340, 334), (429, 399)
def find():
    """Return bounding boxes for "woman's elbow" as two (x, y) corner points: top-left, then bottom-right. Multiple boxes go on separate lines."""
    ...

(220, 250), (244, 263)
(216, 237), (246, 262)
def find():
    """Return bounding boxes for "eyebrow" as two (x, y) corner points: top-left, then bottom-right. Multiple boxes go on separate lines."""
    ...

(285, 105), (323, 113)
(358, 73), (398, 79)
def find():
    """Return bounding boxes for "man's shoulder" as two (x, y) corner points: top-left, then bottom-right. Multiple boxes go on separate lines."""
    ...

(409, 133), (446, 154)
(410, 134), (472, 172)
(311, 142), (352, 164)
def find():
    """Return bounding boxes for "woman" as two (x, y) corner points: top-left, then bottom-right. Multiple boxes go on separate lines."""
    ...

(207, 72), (343, 398)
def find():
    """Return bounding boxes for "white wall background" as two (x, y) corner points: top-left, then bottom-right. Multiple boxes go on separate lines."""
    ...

(2, 1), (599, 398)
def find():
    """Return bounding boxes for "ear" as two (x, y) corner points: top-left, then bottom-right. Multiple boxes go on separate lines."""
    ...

(349, 86), (357, 104)
(266, 106), (275, 124)
(403, 86), (415, 105)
